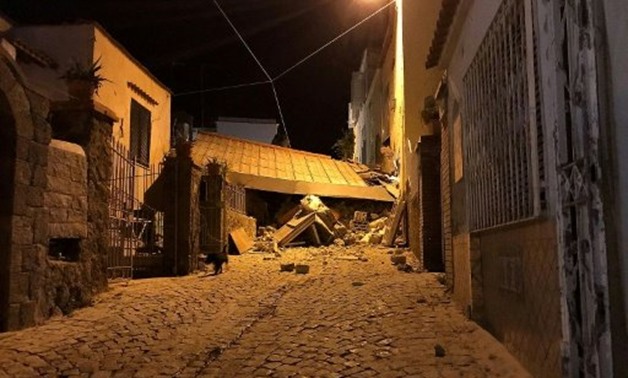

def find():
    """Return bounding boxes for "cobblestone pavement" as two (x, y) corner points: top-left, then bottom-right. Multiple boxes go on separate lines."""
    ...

(0, 246), (530, 377)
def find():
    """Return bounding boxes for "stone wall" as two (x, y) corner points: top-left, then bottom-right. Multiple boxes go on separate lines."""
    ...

(1, 54), (114, 331)
(0, 57), (52, 330)
(36, 103), (114, 321)
(45, 140), (87, 240)
(0, 70), (17, 332)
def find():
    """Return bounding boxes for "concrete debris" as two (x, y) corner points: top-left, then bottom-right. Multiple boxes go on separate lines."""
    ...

(295, 264), (310, 274)
(334, 255), (360, 261)
(434, 344), (446, 358)
(251, 195), (392, 253)
(391, 255), (407, 265)
(280, 263), (295, 272)
(333, 223), (348, 239)
(333, 238), (346, 247)
(397, 263), (414, 273)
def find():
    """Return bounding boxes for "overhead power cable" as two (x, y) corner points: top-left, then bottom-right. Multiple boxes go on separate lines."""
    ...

(213, 0), (272, 82)
(213, 0), (291, 147)
(272, 0), (396, 81)
(176, 0), (395, 148)
(174, 80), (271, 97)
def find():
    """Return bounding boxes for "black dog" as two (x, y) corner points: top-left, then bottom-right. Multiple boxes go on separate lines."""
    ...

(205, 251), (229, 275)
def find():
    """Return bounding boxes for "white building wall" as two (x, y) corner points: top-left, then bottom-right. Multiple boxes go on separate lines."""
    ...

(444, 1), (502, 103)
(215, 119), (278, 145)
(602, 0), (628, 332)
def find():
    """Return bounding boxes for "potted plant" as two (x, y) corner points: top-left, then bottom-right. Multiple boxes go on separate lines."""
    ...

(421, 95), (440, 126)
(61, 57), (107, 101)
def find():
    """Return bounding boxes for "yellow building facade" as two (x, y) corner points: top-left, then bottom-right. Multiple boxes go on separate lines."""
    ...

(12, 23), (171, 168)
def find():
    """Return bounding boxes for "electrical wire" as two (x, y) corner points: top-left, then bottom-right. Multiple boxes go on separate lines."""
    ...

(177, 0), (395, 148)
(213, 0), (290, 146)
(270, 82), (290, 146)
(213, 0), (272, 82)
(174, 80), (271, 97)
(272, 0), (395, 81)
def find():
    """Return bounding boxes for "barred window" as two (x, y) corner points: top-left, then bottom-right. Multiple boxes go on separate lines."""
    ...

(463, 0), (544, 231)
(130, 99), (151, 166)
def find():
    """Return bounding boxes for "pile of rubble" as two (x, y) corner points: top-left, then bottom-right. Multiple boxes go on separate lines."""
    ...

(252, 195), (392, 252)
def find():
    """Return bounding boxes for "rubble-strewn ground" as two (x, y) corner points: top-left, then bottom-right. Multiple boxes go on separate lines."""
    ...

(0, 246), (530, 378)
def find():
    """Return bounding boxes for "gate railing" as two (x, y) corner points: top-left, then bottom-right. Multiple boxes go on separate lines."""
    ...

(108, 140), (163, 279)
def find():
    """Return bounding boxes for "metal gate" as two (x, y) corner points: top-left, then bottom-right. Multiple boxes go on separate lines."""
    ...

(108, 140), (163, 279)
(199, 167), (246, 254)
(535, 0), (613, 375)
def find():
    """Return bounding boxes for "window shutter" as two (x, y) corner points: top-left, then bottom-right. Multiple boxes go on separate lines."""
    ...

(130, 100), (151, 166)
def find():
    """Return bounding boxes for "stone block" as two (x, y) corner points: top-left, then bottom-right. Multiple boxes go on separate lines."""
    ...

(20, 300), (36, 328)
(45, 192), (73, 208)
(14, 159), (31, 186)
(0, 62), (18, 93)
(12, 223), (33, 245)
(67, 211), (87, 224)
(21, 244), (46, 272)
(295, 264), (310, 274)
(34, 120), (52, 145)
(11, 215), (31, 229)
(32, 215), (48, 245)
(391, 255), (407, 265)
(26, 187), (44, 207)
(71, 196), (88, 212)
(28, 143), (48, 166)
(26, 90), (49, 116)
(49, 223), (87, 239)
(49, 208), (69, 222)
(9, 243), (22, 273)
(12, 184), (33, 216)
(6, 304), (21, 331)
(15, 137), (31, 161)
(9, 272), (30, 304)
(280, 263), (295, 272)
(32, 166), (47, 188)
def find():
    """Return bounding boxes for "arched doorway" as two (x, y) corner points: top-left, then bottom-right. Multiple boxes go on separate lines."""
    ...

(0, 90), (16, 332)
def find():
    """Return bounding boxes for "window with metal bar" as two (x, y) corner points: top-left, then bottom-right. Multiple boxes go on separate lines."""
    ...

(130, 99), (151, 166)
(462, 0), (544, 231)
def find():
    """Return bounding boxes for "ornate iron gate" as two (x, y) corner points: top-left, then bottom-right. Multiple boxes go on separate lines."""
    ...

(535, 0), (613, 375)
(108, 141), (163, 279)
(199, 167), (246, 254)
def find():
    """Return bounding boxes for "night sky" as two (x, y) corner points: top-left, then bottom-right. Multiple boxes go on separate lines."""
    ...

(1, 0), (389, 155)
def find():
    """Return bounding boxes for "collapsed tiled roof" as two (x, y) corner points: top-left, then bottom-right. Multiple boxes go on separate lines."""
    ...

(191, 132), (393, 202)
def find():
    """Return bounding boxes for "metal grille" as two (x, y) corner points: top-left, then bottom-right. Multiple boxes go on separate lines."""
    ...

(463, 0), (543, 231)
(108, 140), (163, 279)
(225, 182), (246, 214)
(199, 172), (246, 253)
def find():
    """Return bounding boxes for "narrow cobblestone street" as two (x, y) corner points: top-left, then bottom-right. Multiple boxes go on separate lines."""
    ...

(0, 247), (529, 378)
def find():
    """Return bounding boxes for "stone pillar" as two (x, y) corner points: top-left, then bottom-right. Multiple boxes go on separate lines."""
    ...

(2, 89), (52, 330)
(163, 155), (201, 276)
(43, 101), (114, 314)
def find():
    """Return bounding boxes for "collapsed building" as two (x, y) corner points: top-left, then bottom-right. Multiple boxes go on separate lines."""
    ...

(147, 132), (397, 275)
